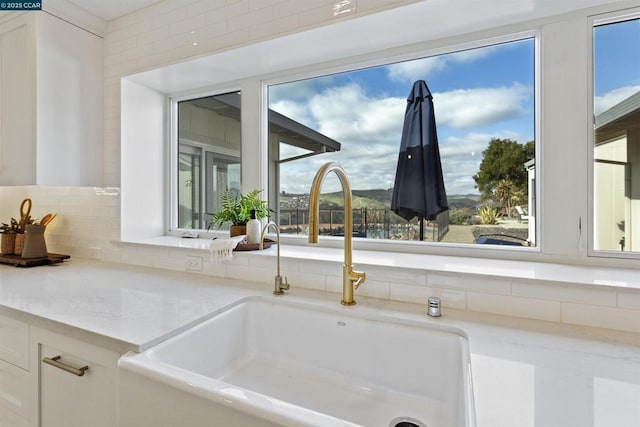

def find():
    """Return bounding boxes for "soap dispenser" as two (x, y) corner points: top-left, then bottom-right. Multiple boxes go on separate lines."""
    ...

(246, 209), (261, 245)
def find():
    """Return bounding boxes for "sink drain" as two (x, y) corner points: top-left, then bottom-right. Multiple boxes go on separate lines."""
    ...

(389, 416), (427, 427)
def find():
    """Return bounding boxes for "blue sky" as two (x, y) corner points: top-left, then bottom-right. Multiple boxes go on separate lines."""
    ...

(269, 21), (638, 196)
(593, 18), (640, 114)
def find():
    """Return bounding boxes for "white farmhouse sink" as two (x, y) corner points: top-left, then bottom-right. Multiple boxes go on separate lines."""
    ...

(119, 296), (475, 427)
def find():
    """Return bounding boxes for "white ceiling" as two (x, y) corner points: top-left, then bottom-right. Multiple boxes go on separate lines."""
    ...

(65, 0), (161, 21)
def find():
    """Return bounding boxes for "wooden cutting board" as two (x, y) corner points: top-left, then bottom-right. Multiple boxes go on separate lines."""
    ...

(0, 253), (70, 267)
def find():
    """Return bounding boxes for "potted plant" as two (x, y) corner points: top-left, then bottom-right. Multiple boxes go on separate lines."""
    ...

(208, 189), (269, 236)
(0, 219), (18, 255)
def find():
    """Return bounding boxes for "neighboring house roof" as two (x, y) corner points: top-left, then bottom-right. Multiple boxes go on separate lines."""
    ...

(191, 92), (341, 161)
(595, 90), (640, 144)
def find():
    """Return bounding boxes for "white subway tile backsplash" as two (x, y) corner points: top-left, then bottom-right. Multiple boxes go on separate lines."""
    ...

(389, 282), (429, 305)
(187, 22), (228, 42)
(249, 0), (282, 11)
(357, 279), (390, 300)
(137, 51), (173, 70)
(427, 287), (467, 310)
(298, 259), (342, 277)
(201, 260), (227, 276)
(298, 4), (339, 28)
(169, 14), (207, 35)
(285, 271), (326, 291)
(247, 252), (280, 270)
(357, 0), (416, 14)
(389, 283), (466, 310)
(122, 44), (155, 64)
(153, 32), (188, 53)
(249, 13), (299, 40)
(187, 0), (227, 18)
(225, 263), (271, 284)
(562, 303), (640, 334)
(364, 265), (426, 285)
(429, 273), (511, 295)
(152, 8), (187, 29)
(228, 8), (273, 32)
(617, 291), (640, 310)
(106, 38), (138, 56)
(272, 0), (325, 19)
(512, 281), (617, 306)
(468, 292), (562, 322)
(136, 26), (170, 48)
(206, 1), (250, 25)
(205, 28), (249, 51)
(170, 42), (207, 62)
(325, 274), (344, 295)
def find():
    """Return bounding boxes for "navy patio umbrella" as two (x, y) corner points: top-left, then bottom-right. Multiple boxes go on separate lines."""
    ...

(391, 80), (448, 240)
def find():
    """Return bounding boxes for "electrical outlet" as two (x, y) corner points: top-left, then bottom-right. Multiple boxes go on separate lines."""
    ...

(186, 255), (203, 272)
(89, 247), (102, 260)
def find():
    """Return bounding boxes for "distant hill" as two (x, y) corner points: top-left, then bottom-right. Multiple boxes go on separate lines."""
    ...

(280, 190), (480, 210)
(447, 194), (480, 209)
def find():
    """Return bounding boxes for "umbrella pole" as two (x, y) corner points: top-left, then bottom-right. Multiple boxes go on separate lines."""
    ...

(419, 218), (424, 241)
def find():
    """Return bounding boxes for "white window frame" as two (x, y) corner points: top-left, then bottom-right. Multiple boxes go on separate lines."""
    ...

(261, 31), (542, 256)
(588, 8), (640, 260)
(168, 87), (243, 236)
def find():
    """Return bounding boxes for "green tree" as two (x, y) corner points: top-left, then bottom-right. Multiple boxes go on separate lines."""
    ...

(473, 138), (534, 201)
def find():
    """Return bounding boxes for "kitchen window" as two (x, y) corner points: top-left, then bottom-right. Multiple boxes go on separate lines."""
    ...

(592, 13), (640, 256)
(267, 37), (537, 248)
(176, 92), (242, 230)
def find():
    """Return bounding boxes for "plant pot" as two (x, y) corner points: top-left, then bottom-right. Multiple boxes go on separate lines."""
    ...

(21, 224), (48, 258)
(230, 225), (246, 237)
(1, 233), (16, 255)
(14, 233), (26, 256)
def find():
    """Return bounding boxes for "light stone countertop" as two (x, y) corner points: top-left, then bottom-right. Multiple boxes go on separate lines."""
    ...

(1, 259), (639, 426)
(0, 259), (264, 353)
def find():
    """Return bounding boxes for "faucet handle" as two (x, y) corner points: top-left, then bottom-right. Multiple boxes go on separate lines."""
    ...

(273, 275), (290, 295)
(352, 270), (366, 290)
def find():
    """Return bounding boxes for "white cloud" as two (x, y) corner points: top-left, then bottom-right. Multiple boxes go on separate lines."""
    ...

(439, 133), (488, 194)
(386, 57), (447, 83)
(308, 83), (406, 143)
(385, 45), (499, 83)
(594, 86), (640, 115)
(269, 76), (336, 103)
(447, 45), (499, 63)
(434, 83), (531, 129)
(274, 82), (532, 195)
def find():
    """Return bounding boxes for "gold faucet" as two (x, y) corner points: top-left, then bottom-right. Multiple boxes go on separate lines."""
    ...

(308, 162), (366, 305)
(259, 221), (290, 295)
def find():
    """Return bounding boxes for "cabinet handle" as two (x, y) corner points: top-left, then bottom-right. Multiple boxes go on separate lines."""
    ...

(43, 355), (89, 377)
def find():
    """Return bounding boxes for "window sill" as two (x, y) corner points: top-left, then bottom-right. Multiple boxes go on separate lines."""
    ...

(118, 235), (640, 291)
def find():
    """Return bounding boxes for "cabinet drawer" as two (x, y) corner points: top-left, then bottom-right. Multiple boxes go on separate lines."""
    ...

(0, 359), (30, 421)
(38, 336), (118, 427)
(0, 314), (29, 370)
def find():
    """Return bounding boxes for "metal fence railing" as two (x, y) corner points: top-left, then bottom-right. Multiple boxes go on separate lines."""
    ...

(278, 208), (449, 242)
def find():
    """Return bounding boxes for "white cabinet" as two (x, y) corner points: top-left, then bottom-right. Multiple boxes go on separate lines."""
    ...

(31, 327), (119, 427)
(0, 18), (34, 186)
(0, 313), (29, 370)
(0, 12), (103, 186)
(0, 359), (30, 426)
(1, 314), (121, 427)
(0, 314), (30, 427)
